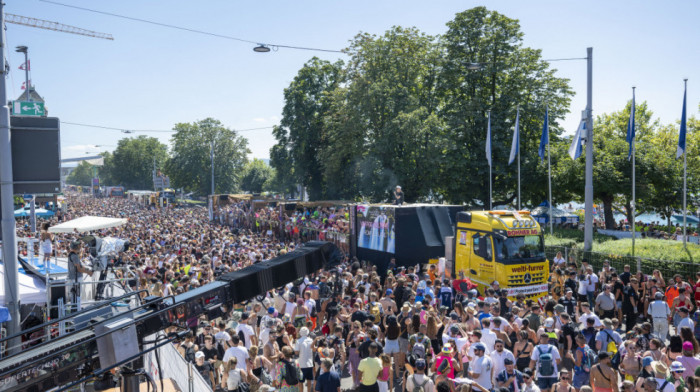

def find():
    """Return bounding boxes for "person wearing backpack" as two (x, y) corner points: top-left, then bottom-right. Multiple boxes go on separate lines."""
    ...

(358, 342), (383, 392)
(595, 319), (621, 354)
(405, 359), (435, 392)
(651, 361), (675, 392)
(529, 333), (562, 392)
(573, 334), (595, 389)
(276, 346), (302, 392)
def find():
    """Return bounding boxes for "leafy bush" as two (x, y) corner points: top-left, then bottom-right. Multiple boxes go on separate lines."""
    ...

(594, 238), (700, 263)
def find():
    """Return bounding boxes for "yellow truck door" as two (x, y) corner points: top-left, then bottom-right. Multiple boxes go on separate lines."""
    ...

(471, 233), (495, 288)
(455, 229), (470, 277)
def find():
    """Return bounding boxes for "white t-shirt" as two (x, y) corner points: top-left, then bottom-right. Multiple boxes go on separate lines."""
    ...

(577, 277), (588, 295)
(678, 317), (695, 330)
(489, 349), (515, 384)
(578, 312), (602, 328)
(530, 344), (560, 379)
(222, 346), (249, 371)
(294, 336), (314, 368)
(215, 331), (232, 347)
(442, 335), (469, 353)
(481, 328), (497, 352)
(236, 323), (255, 348)
(470, 355), (494, 390)
(586, 274), (599, 293)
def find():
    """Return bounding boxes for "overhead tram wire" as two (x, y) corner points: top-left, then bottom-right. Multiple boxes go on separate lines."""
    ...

(39, 0), (344, 54)
(61, 121), (274, 133)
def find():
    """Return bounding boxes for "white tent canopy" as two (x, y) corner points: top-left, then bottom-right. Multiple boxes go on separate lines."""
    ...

(0, 266), (47, 305)
(48, 216), (127, 233)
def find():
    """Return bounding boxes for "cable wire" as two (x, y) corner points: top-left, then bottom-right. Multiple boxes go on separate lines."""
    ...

(39, 0), (344, 53)
(61, 121), (274, 133)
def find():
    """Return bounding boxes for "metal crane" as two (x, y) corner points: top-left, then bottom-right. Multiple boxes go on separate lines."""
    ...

(4, 13), (113, 40)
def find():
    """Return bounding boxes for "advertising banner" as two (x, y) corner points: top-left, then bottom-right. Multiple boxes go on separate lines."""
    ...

(356, 205), (395, 253)
(505, 284), (548, 297)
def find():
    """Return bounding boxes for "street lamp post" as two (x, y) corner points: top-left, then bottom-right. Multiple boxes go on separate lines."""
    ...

(583, 48), (594, 252)
(15, 46), (30, 102)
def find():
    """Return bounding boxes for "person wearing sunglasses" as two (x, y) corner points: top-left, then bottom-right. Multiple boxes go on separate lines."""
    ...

(668, 362), (687, 392)
(521, 369), (541, 392)
(551, 370), (574, 392)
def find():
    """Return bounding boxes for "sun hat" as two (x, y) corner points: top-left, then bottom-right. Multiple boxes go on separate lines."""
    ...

(642, 356), (653, 368)
(670, 361), (685, 373)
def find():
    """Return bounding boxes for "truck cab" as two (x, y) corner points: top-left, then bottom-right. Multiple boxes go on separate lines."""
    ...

(454, 210), (549, 300)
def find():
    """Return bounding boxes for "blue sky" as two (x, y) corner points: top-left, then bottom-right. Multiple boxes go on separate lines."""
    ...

(6, 0), (699, 160)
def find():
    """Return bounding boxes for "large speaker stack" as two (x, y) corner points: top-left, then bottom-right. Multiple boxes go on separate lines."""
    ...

(218, 241), (341, 304)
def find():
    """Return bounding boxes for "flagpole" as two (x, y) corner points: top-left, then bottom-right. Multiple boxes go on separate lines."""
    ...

(631, 87), (636, 259)
(488, 110), (492, 210)
(682, 79), (688, 248)
(547, 107), (553, 235)
(517, 107), (521, 210)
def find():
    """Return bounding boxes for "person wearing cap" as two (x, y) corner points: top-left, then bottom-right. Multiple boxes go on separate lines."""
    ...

(595, 319), (622, 354)
(529, 333), (561, 392)
(558, 289), (577, 316)
(674, 341), (700, 379)
(194, 350), (217, 389)
(667, 361), (687, 392)
(496, 357), (524, 392)
(358, 342), (382, 392)
(676, 306), (695, 330)
(236, 312), (257, 349)
(406, 359), (434, 392)
(651, 361), (675, 392)
(647, 291), (671, 341)
(393, 185), (404, 206)
(67, 240), (94, 304)
(469, 342), (494, 390)
(590, 352), (617, 392)
(434, 344), (460, 380)
(380, 288), (397, 316)
(295, 327), (314, 392)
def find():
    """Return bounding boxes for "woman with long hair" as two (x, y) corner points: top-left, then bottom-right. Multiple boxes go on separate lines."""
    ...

(680, 326), (700, 355)
(40, 222), (54, 263)
(426, 314), (442, 355)
(513, 330), (533, 372)
(221, 356), (248, 392)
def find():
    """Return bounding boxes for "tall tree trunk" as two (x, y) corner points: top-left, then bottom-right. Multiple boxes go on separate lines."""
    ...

(601, 194), (615, 230)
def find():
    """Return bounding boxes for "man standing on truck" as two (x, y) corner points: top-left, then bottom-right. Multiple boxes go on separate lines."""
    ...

(393, 186), (404, 205)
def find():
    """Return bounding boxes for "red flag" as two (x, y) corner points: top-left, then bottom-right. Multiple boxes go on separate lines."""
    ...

(18, 60), (30, 71)
(21, 81), (31, 90)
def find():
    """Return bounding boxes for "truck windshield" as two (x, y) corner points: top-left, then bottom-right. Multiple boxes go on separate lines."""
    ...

(495, 235), (545, 263)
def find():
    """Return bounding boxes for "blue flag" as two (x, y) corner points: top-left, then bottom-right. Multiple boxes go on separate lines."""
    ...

(509, 109), (520, 165)
(568, 119), (585, 160)
(677, 81), (687, 158)
(486, 111), (492, 167)
(626, 90), (636, 160)
(539, 107), (548, 162)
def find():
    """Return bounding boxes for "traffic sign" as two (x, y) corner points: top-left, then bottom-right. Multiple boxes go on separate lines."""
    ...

(12, 101), (45, 116)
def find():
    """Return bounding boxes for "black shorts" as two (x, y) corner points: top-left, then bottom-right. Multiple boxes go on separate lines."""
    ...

(359, 383), (379, 392)
(578, 293), (588, 302)
(301, 367), (314, 381)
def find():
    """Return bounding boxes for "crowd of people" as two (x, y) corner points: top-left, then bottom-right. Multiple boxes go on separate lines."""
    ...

(17, 194), (700, 392)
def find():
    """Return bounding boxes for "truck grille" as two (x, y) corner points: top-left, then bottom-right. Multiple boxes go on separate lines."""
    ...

(507, 272), (547, 287)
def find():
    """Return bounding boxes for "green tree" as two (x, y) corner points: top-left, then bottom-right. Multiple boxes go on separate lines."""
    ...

(241, 159), (275, 193)
(438, 7), (573, 207)
(270, 58), (344, 199)
(166, 118), (249, 196)
(105, 136), (169, 190)
(66, 161), (96, 186)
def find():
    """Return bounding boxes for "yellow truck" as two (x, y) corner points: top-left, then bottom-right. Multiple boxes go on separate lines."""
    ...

(453, 210), (549, 300)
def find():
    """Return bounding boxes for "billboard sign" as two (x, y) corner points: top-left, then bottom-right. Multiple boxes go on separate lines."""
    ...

(356, 205), (395, 253)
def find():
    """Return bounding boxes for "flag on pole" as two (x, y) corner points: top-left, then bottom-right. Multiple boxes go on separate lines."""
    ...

(509, 109), (520, 165)
(18, 60), (30, 71)
(677, 82), (688, 158)
(539, 107), (549, 161)
(486, 111), (492, 167)
(626, 90), (636, 160)
(568, 119), (586, 160)
(20, 81), (31, 90)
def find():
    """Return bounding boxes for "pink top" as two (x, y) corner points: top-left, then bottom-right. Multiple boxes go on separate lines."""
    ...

(436, 355), (456, 379)
(378, 366), (391, 381)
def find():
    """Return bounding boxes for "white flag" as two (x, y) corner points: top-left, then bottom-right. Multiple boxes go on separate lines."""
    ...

(568, 120), (585, 160)
(508, 109), (520, 165)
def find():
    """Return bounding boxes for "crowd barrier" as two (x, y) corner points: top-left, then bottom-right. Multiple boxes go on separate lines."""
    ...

(144, 332), (212, 392)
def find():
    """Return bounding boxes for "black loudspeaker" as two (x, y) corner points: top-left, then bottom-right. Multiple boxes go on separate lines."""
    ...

(253, 264), (274, 293)
(269, 256), (299, 288)
(220, 269), (261, 303)
(220, 195), (229, 201)
(49, 279), (67, 319)
(284, 203), (297, 211)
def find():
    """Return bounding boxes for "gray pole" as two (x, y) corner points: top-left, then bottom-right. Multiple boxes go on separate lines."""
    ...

(0, 3), (22, 354)
(23, 50), (30, 102)
(488, 111), (492, 210)
(584, 47), (594, 252)
(210, 142), (215, 196)
(30, 196), (35, 233)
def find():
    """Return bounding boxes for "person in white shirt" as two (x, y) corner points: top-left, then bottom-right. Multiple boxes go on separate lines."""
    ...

(214, 321), (232, 348)
(676, 307), (695, 330)
(442, 324), (469, 353)
(585, 268), (599, 306)
(469, 343), (494, 390)
(480, 319), (498, 352)
(222, 335), (249, 371)
(521, 369), (541, 392)
(294, 327), (314, 392)
(552, 252), (566, 270)
(236, 312), (256, 349)
(489, 339), (516, 386)
(529, 333), (561, 392)
(647, 292), (671, 341)
(577, 303), (602, 328)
